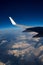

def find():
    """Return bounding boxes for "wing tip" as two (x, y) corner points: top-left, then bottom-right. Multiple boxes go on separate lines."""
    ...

(9, 17), (16, 25)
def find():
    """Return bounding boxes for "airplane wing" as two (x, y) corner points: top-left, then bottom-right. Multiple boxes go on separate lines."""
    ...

(9, 17), (43, 38)
(9, 17), (32, 28)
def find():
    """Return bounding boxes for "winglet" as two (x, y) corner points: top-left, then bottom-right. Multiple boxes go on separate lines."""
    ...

(9, 17), (16, 25)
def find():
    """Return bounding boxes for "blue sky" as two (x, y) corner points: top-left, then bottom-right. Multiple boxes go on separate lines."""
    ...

(0, 0), (43, 28)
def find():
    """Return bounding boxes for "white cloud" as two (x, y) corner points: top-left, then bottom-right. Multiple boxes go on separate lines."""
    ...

(8, 41), (35, 60)
(0, 62), (5, 65)
(39, 55), (43, 62)
(0, 40), (8, 46)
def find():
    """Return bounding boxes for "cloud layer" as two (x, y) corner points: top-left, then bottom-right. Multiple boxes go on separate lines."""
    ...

(0, 28), (43, 65)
